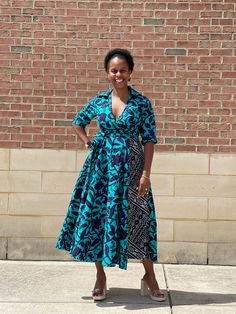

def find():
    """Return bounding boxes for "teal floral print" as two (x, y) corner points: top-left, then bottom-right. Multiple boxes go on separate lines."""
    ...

(56, 86), (158, 270)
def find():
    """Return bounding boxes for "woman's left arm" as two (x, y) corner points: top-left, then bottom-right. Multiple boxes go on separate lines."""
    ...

(137, 142), (154, 197)
(138, 98), (157, 197)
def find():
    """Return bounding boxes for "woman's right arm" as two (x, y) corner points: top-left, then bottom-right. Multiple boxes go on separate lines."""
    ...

(72, 97), (98, 146)
(72, 124), (91, 146)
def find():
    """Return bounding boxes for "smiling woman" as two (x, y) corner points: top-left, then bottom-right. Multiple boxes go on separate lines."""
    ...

(109, 58), (131, 121)
(55, 48), (166, 303)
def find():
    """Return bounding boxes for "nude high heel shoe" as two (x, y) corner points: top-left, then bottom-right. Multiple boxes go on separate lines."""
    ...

(92, 282), (107, 301)
(141, 278), (166, 302)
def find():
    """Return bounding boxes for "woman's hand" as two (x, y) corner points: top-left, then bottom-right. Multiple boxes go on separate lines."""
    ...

(137, 175), (150, 197)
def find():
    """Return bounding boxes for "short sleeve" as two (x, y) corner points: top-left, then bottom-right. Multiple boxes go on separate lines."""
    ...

(72, 98), (97, 127)
(139, 99), (157, 146)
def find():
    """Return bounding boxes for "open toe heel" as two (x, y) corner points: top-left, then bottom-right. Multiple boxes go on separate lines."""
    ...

(141, 278), (166, 302)
(92, 282), (107, 301)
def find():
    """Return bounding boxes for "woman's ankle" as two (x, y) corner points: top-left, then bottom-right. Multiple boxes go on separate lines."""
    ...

(143, 272), (155, 280)
(96, 271), (106, 280)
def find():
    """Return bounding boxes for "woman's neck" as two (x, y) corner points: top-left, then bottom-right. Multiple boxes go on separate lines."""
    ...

(112, 86), (130, 100)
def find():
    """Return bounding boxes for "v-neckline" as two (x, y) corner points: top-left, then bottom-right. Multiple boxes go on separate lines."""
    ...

(109, 89), (131, 122)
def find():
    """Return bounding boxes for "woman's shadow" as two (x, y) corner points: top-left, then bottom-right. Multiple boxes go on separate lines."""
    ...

(82, 287), (236, 310)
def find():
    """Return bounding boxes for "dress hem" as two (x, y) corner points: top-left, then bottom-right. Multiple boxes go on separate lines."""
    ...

(55, 243), (158, 270)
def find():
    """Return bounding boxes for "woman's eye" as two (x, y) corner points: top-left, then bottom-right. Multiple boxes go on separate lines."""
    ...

(110, 69), (129, 75)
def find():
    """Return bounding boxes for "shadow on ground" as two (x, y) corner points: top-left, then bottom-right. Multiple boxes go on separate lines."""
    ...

(82, 287), (236, 311)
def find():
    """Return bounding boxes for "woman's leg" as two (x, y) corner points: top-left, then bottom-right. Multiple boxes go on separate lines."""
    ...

(142, 259), (165, 297)
(93, 262), (106, 291)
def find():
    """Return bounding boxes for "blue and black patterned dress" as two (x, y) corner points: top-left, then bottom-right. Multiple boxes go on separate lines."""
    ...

(56, 86), (158, 270)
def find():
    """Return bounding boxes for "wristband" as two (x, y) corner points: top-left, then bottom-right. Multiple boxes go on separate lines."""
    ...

(142, 175), (150, 180)
(85, 141), (92, 149)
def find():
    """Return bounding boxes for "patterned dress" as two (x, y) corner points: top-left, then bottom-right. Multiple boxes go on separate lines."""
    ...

(56, 86), (158, 270)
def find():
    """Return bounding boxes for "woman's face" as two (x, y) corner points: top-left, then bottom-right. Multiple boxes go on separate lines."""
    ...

(107, 56), (131, 89)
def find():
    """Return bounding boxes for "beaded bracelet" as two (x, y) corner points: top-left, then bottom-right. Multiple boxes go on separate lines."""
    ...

(142, 175), (150, 180)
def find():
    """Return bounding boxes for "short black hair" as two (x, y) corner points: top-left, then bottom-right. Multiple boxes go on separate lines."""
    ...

(104, 48), (134, 73)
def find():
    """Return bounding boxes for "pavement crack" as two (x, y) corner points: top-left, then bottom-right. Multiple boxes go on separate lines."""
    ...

(162, 264), (173, 313)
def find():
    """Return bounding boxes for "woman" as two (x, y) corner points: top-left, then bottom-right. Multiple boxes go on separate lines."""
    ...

(56, 48), (166, 302)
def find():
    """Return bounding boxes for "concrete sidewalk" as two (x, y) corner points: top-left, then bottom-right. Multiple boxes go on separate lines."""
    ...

(0, 261), (236, 314)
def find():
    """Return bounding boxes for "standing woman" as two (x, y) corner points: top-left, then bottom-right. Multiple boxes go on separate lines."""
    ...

(56, 48), (166, 302)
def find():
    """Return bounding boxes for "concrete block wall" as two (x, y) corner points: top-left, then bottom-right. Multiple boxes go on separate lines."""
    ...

(0, 148), (236, 265)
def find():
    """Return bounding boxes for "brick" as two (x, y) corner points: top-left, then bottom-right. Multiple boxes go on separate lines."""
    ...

(176, 145), (196, 152)
(11, 46), (32, 52)
(0, 142), (20, 149)
(165, 48), (187, 56)
(0, 134), (10, 141)
(0, 2), (235, 154)
(144, 18), (164, 25)
(55, 120), (72, 126)
(11, 134), (32, 141)
(44, 127), (65, 135)
(165, 137), (185, 144)
(156, 145), (174, 152)
(168, 3), (189, 10)
(22, 126), (43, 134)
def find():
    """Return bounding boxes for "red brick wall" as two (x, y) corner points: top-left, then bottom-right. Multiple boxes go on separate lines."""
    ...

(0, 0), (235, 152)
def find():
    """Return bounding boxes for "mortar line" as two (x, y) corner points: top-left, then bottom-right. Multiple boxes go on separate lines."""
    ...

(163, 264), (173, 314)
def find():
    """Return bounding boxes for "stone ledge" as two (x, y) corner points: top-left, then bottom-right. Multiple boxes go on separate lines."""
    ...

(10, 149), (77, 171)
(155, 196), (208, 219)
(158, 220), (174, 241)
(209, 198), (236, 220)
(0, 149), (9, 170)
(152, 153), (209, 174)
(0, 216), (41, 237)
(208, 243), (236, 266)
(8, 193), (70, 215)
(42, 172), (78, 193)
(0, 171), (41, 193)
(151, 174), (174, 196)
(158, 242), (207, 264)
(0, 193), (8, 214)
(210, 154), (236, 175)
(174, 221), (208, 242)
(175, 175), (236, 197)
(7, 238), (73, 261)
(208, 221), (236, 243)
(0, 238), (7, 259)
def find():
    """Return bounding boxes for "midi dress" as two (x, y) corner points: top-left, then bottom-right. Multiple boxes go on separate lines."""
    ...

(55, 86), (158, 270)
